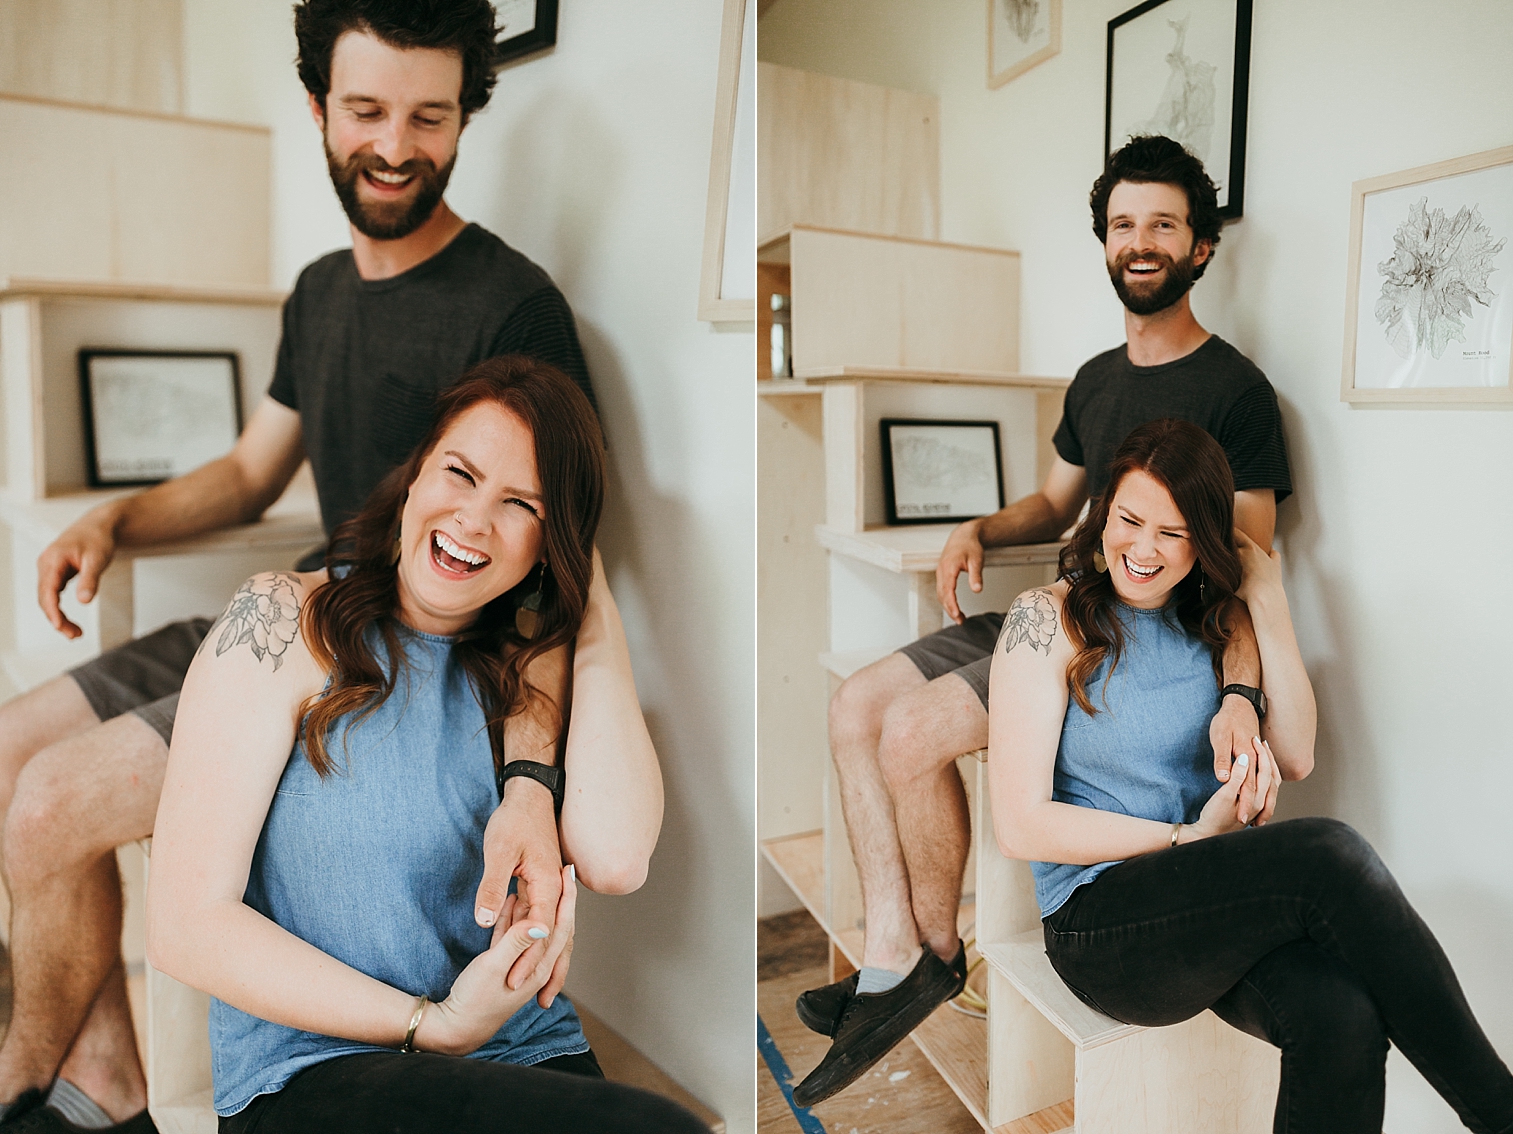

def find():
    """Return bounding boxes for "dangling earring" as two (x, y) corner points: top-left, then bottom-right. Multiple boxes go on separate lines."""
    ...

(391, 534), (402, 564)
(1199, 567), (1207, 603)
(1092, 547), (1108, 573)
(516, 563), (547, 638)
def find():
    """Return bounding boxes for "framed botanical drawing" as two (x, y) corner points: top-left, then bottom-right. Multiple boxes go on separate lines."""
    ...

(79, 350), (243, 487)
(1105, 0), (1252, 219)
(698, 0), (756, 322)
(493, 0), (558, 68)
(987, 0), (1061, 90)
(1342, 145), (1513, 406)
(880, 419), (1005, 526)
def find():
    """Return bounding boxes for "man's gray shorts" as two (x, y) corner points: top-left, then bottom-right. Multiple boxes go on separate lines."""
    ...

(68, 618), (214, 745)
(895, 612), (1007, 711)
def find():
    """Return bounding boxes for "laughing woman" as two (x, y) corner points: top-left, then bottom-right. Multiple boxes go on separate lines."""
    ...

(147, 358), (704, 1134)
(988, 419), (1513, 1134)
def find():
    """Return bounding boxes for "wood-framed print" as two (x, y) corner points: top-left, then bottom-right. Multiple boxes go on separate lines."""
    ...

(880, 418), (1005, 526)
(698, 0), (755, 322)
(1342, 145), (1513, 406)
(493, 0), (558, 68)
(79, 350), (243, 487)
(987, 0), (1061, 90)
(1105, 0), (1252, 220)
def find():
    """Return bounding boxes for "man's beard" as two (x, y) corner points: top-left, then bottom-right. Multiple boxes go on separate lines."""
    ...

(325, 140), (456, 241)
(1107, 247), (1197, 316)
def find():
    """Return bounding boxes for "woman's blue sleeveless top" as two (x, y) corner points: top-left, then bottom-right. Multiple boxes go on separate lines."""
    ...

(209, 625), (587, 1116)
(1032, 602), (1221, 917)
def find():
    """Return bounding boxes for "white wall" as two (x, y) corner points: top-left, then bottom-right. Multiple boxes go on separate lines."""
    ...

(761, 2), (1513, 1130)
(185, 4), (755, 1128)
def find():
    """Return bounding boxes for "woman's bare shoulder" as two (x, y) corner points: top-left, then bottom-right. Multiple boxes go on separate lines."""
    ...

(996, 580), (1073, 661)
(193, 569), (328, 685)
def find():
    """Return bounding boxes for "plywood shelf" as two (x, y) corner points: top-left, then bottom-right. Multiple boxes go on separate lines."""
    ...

(796, 366), (1069, 390)
(978, 935), (1141, 1051)
(0, 277), (285, 306)
(815, 524), (1064, 575)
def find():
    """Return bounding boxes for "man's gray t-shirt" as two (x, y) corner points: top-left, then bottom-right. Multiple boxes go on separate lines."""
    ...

(267, 222), (596, 542)
(1052, 335), (1291, 503)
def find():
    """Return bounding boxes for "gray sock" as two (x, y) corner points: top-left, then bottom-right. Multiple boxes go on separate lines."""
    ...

(856, 965), (906, 994)
(46, 1079), (114, 1130)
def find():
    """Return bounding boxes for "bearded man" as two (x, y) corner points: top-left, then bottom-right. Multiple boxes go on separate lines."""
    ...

(0, 3), (602, 1129)
(793, 133), (1294, 1106)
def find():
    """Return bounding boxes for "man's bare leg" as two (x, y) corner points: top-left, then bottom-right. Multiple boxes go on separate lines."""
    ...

(0, 711), (166, 1120)
(827, 653), (928, 975)
(0, 677), (102, 824)
(877, 674), (987, 963)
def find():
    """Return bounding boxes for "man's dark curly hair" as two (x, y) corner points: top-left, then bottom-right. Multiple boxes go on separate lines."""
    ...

(294, 0), (501, 120)
(1089, 135), (1222, 279)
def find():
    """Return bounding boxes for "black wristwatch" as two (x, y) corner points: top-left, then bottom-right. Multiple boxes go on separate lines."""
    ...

(499, 760), (565, 815)
(1220, 683), (1267, 720)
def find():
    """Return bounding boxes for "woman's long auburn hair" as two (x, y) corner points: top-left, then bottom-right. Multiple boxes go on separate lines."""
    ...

(297, 355), (605, 778)
(1058, 418), (1242, 715)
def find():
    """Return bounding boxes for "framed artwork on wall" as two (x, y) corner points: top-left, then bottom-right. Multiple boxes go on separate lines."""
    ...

(1105, 0), (1252, 220)
(987, 0), (1061, 89)
(493, 0), (558, 68)
(699, 0), (756, 322)
(1342, 145), (1513, 406)
(880, 418), (1005, 526)
(79, 350), (243, 487)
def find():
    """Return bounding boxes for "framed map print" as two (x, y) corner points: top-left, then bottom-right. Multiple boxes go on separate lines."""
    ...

(1342, 145), (1513, 405)
(880, 419), (1004, 526)
(1106, 0), (1252, 219)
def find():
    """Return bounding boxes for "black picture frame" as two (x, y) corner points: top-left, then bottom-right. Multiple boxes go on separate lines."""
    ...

(79, 349), (243, 488)
(1105, 0), (1252, 221)
(494, 0), (559, 68)
(880, 418), (1005, 527)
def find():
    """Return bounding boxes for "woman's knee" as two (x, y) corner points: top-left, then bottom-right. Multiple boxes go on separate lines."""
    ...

(1285, 816), (1391, 889)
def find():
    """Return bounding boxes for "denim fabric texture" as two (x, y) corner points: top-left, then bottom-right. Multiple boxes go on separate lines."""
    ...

(210, 625), (586, 1116)
(1032, 600), (1220, 916)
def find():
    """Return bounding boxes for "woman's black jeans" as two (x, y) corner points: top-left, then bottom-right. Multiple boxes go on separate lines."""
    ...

(218, 1048), (710, 1134)
(1043, 817), (1513, 1134)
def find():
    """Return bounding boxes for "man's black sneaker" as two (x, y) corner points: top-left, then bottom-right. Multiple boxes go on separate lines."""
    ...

(794, 971), (858, 1037)
(792, 941), (967, 1108)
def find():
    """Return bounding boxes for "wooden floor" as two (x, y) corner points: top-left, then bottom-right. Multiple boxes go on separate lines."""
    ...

(758, 910), (982, 1134)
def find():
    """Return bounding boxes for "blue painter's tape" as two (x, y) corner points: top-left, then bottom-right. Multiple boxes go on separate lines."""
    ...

(757, 1015), (829, 1134)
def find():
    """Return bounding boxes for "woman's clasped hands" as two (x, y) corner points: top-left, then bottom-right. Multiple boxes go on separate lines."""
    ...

(1185, 735), (1282, 844)
(414, 865), (577, 1056)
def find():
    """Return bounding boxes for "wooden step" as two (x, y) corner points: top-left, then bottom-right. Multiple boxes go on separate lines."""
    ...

(978, 931), (1141, 1051)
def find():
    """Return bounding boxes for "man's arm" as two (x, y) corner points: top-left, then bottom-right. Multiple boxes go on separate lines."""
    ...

(1210, 488), (1279, 808)
(937, 456), (1088, 623)
(38, 398), (306, 638)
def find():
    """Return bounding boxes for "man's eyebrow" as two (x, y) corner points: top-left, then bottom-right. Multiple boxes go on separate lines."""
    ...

(335, 93), (459, 111)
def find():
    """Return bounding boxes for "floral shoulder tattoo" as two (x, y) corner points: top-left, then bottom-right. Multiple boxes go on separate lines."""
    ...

(198, 573), (303, 670)
(999, 589), (1058, 656)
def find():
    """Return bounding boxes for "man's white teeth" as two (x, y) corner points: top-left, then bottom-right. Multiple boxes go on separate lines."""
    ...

(434, 531), (488, 566)
(1124, 556), (1160, 578)
(369, 169), (411, 184)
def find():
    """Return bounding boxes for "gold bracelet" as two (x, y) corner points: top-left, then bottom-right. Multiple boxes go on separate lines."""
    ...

(401, 994), (429, 1053)
(1170, 822), (1182, 848)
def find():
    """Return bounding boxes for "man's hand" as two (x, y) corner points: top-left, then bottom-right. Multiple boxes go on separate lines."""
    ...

(474, 775), (567, 1007)
(1210, 691), (1260, 808)
(936, 520), (985, 624)
(36, 508), (121, 639)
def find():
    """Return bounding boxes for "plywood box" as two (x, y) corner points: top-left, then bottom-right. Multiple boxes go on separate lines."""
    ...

(758, 63), (939, 244)
(0, 95), (270, 288)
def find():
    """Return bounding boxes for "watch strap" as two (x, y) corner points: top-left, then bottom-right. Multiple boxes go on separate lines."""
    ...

(499, 759), (565, 814)
(1220, 683), (1267, 719)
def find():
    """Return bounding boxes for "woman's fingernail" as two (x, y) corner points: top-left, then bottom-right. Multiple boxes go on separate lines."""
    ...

(477, 908), (496, 927)
(528, 927), (549, 939)
(567, 864), (576, 883)
(1254, 736), (1263, 747)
